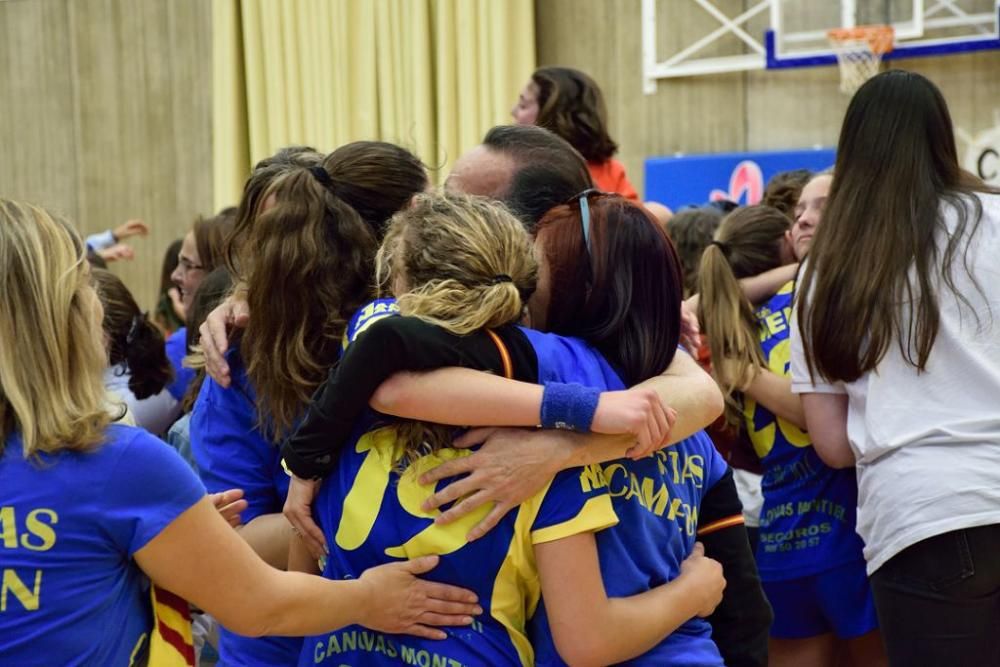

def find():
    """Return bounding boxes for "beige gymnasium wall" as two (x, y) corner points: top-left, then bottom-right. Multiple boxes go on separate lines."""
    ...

(0, 0), (213, 311)
(535, 0), (1000, 197)
(3, 0), (997, 308)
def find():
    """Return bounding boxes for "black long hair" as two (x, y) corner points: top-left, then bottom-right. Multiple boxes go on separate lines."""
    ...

(535, 193), (683, 386)
(92, 269), (173, 399)
(799, 70), (996, 382)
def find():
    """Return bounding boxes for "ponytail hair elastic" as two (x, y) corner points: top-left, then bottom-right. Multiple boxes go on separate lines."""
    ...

(491, 274), (513, 285)
(126, 312), (146, 345)
(710, 240), (729, 255)
(309, 165), (336, 193)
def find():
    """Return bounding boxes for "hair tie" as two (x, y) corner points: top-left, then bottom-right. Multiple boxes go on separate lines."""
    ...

(309, 165), (336, 192)
(710, 240), (729, 255)
(575, 188), (599, 256)
(491, 274), (513, 285)
(126, 312), (145, 345)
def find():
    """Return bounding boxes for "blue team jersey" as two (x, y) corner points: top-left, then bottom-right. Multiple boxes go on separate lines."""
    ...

(165, 327), (196, 401)
(302, 427), (617, 667)
(192, 354), (301, 666)
(343, 298), (399, 351)
(522, 329), (729, 667)
(191, 298), (398, 666)
(744, 281), (865, 581)
(0, 425), (204, 666)
(300, 325), (619, 667)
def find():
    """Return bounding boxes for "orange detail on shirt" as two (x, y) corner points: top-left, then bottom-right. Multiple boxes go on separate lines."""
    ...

(485, 329), (514, 380)
(696, 514), (745, 537)
(588, 159), (639, 200)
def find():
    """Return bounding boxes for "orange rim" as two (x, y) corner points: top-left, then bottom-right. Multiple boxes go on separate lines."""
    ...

(827, 25), (895, 55)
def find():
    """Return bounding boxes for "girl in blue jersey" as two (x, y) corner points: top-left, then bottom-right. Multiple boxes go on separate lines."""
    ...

(190, 141), (433, 666)
(697, 201), (886, 666)
(0, 199), (482, 667)
(284, 192), (727, 667)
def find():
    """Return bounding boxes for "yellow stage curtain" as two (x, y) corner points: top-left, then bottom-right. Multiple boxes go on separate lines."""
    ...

(212, 0), (535, 210)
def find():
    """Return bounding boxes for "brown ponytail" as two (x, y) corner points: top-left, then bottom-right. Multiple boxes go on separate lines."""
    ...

(697, 206), (790, 427)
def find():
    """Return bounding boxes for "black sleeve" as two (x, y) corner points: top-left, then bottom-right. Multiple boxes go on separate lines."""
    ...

(698, 468), (773, 667)
(280, 316), (537, 479)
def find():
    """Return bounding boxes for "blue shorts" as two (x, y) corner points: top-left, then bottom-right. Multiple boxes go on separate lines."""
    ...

(764, 559), (878, 639)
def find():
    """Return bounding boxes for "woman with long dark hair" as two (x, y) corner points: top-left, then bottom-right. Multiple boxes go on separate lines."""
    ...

(511, 67), (673, 223)
(512, 67), (636, 199)
(190, 141), (431, 666)
(792, 70), (1000, 666)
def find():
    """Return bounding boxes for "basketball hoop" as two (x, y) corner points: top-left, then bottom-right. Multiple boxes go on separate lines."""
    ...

(827, 25), (895, 95)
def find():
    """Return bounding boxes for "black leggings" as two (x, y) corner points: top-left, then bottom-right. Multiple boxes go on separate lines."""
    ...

(869, 523), (1000, 667)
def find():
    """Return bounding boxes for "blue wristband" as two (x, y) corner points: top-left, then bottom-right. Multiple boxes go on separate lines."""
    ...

(540, 382), (601, 432)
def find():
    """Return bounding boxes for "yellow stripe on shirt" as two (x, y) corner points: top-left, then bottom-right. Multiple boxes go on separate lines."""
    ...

(530, 495), (619, 545)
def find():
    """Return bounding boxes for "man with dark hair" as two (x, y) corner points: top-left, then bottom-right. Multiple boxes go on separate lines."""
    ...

(446, 124), (593, 228)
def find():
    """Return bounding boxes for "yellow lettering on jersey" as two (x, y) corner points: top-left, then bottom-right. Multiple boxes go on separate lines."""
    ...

(0, 507), (15, 549)
(666, 497), (684, 521)
(20, 509), (58, 552)
(578, 464), (608, 493)
(627, 473), (643, 503)
(320, 634), (340, 660)
(680, 455), (704, 487)
(1, 569), (42, 612)
(654, 450), (669, 476)
(766, 339), (810, 448)
(603, 463), (629, 497)
(666, 450), (682, 483)
(335, 429), (395, 551)
(639, 477), (670, 516)
(385, 449), (490, 559)
(764, 310), (788, 336)
(744, 398), (777, 459)
(685, 504), (700, 536)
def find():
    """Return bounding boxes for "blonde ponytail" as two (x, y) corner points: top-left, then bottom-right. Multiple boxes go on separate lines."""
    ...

(376, 193), (538, 462)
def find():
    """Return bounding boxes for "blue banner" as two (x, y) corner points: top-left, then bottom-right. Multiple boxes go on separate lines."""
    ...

(645, 148), (836, 210)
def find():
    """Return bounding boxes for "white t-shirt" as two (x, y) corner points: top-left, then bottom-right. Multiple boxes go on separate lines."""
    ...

(790, 192), (1000, 575)
(104, 367), (181, 436)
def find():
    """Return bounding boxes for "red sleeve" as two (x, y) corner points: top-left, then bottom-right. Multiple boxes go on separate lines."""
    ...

(612, 160), (640, 201)
(589, 159), (639, 200)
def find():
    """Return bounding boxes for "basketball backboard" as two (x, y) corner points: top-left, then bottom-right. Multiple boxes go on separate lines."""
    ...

(642, 0), (1000, 92)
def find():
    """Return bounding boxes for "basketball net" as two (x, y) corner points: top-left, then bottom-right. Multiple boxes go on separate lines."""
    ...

(827, 25), (895, 95)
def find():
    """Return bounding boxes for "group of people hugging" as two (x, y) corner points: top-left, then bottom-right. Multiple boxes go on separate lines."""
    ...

(1, 68), (998, 667)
